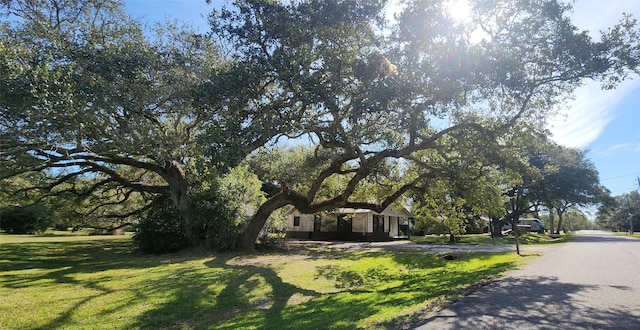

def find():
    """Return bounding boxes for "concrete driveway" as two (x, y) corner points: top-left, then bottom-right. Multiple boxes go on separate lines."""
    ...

(411, 230), (640, 329)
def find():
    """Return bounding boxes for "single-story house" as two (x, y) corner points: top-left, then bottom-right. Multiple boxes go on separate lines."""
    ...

(285, 206), (412, 241)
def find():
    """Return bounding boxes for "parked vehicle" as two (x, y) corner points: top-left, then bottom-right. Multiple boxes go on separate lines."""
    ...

(502, 218), (546, 234)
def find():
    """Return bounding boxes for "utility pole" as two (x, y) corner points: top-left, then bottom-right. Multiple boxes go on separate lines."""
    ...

(634, 176), (640, 234)
(629, 196), (634, 235)
(629, 176), (640, 234)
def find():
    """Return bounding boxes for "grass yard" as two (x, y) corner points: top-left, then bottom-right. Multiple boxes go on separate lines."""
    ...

(0, 232), (133, 244)
(411, 233), (570, 246)
(614, 231), (640, 239)
(0, 235), (530, 329)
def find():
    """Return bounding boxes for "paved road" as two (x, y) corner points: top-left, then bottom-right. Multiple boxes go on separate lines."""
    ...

(412, 230), (640, 329)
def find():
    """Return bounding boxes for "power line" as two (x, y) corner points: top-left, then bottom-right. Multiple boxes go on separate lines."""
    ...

(601, 172), (640, 182)
(610, 184), (640, 195)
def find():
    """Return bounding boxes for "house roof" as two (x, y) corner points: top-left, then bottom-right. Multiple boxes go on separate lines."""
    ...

(285, 205), (412, 217)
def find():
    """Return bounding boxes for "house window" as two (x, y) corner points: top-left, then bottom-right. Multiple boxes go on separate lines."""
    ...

(293, 216), (300, 227)
(373, 214), (384, 232)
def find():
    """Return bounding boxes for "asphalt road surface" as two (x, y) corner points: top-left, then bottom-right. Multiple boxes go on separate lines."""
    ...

(412, 230), (640, 330)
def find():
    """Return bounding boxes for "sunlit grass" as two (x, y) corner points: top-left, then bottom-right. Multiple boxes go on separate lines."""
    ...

(614, 232), (640, 239)
(0, 237), (529, 329)
(0, 232), (133, 244)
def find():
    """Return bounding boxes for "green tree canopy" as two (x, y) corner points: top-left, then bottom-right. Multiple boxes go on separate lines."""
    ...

(533, 146), (610, 233)
(2, 0), (639, 252)
(205, 0), (640, 250)
(597, 190), (640, 232)
(0, 0), (226, 241)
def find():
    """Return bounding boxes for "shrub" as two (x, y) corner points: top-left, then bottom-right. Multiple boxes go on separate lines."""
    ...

(133, 198), (187, 254)
(187, 188), (238, 252)
(133, 189), (237, 254)
(53, 223), (70, 231)
(0, 204), (55, 234)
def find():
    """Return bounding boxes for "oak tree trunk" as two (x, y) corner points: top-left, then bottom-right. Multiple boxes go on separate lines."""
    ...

(236, 193), (289, 252)
(163, 158), (199, 247)
(556, 210), (565, 234)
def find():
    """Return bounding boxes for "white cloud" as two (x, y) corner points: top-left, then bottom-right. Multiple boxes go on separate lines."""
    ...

(571, 0), (640, 37)
(548, 80), (639, 148)
(607, 143), (631, 151)
(548, 0), (640, 148)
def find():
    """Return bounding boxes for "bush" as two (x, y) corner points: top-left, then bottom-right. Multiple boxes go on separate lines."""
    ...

(133, 198), (187, 254)
(187, 188), (238, 252)
(133, 189), (238, 254)
(0, 204), (55, 234)
(53, 223), (70, 231)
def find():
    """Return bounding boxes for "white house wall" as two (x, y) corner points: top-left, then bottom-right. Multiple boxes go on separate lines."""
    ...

(287, 211), (315, 232)
(285, 206), (412, 235)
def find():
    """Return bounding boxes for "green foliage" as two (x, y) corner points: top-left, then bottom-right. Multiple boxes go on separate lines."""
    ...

(496, 138), (610, 235)
(187, 186), (238, 251)
(4, 0), (640, 251)
(218, 165), (266, 229)
(0, 204), (55, 234)
(1, 0), (225, 240)
(410, 147), (503, 239)
(597, 191), (640, 232)
(134, 188), (237, 253)
(133, 198), (187, 254)
(561, 212), (596, 231)
(134, 164), (272, 253)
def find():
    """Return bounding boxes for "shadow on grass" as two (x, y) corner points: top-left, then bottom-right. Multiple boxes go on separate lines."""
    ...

(411, 275), (639, 329)
(0, 240), (219, 329)
(132, 256), (380, 329)
(1, 240), (520, 330)
(133, 251), (517, 329)
(0, 240), (148, 272)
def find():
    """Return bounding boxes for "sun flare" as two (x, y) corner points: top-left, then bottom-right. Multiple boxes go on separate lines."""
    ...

(445, 0), (472, 22)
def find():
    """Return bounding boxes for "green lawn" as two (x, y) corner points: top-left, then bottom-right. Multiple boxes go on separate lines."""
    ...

(411, 233), (570, 246)
(0, 235), (530, 329)
(0, 232), (133, 244)
(614, 232), (640, 239)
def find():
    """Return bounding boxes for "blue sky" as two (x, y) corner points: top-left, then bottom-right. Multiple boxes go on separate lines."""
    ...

(549, 0), (640, 196)
(124, 0), (640, 197)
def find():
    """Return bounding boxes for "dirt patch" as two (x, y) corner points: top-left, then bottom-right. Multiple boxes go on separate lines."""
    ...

(227, 253), (313, 266)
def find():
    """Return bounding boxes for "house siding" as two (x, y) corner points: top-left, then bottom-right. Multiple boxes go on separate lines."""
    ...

(285, 206), (411, 241)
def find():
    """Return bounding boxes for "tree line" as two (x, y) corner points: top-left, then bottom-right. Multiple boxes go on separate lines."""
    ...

(1, 0), (639, 252)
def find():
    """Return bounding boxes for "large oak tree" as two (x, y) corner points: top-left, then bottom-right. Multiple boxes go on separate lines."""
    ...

(206, 0), (640, 250)
(0, 0), (226, 243)
(2, 0), (639, 251)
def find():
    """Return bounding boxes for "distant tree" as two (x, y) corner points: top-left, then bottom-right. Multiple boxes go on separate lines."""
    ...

(482, 127), (549, 241)
(0, 204), (55, 234)
(561, 210), (595, 231)
(411, 137), (506, 242)
(596, 191), (640, 232)
(534, 146), (610, 234)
